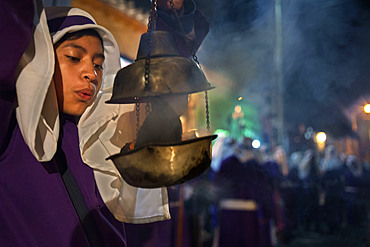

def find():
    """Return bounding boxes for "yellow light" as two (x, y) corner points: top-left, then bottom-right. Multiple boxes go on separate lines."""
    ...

(232, 105), (244, 119)
(316, 132), (327, 143)
(364, 104), (370, 114)
(238, 97), (243, 101)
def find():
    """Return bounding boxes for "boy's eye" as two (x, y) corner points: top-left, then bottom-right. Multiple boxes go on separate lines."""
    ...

(94, 64), (104, 71)
(66, 55), (80, 62)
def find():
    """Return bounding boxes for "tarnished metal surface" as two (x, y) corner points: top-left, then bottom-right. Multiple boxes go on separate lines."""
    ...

(108, 135), (217, 188)
(106, 31), (213, 104)
(106, 31), (216, 188)
(136, 31), (180, 58)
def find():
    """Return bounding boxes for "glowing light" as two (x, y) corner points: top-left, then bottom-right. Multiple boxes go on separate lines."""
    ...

(238, 97), (243, 101)
(232, 105), (244, 119)
(252, 139), (261, 149)
(169, 147), (175, 172)
(364, 104), (370, 113)
(316, 132), (327, 143)
(214, 129), (230, 137)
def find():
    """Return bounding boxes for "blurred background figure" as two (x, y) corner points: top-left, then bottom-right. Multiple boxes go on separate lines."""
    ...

(288, 151), (303, 180)
(212, 138), (274, 247)
(273, 146), (289, 177)
(264, 146), (297, 245)
(342, 155), (367, 228)
(318, 145), (346, 234)
(210, 134), (236, 175)
(296, 149), (320, 232)
(320, 145), (344, 174)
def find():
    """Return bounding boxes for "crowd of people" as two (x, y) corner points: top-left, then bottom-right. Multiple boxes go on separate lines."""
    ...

(122, 135), (370, 247)
(206, 136), (370, 247)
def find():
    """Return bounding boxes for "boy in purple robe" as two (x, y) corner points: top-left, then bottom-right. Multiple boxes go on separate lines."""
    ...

(0, 0), (208, 246)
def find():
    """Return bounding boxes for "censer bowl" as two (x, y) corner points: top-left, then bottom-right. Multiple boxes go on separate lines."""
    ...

(107, 135), (217, 188)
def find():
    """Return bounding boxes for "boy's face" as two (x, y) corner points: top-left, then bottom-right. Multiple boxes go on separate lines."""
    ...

(53, 35), (104, 116)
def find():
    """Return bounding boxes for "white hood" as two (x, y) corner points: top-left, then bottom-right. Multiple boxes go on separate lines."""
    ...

(15, 6), (169, 223)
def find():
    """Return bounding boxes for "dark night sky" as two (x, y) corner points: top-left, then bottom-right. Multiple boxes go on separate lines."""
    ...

(133, 0), (370, 137)
(192, 0), (370, 137)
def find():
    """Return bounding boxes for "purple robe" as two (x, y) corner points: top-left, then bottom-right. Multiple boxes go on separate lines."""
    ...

(0, 0), (209, 246)
(125, 185), (193, 247)
(0, 115), (126, 246)
(214, 156), (275, 247)
(0, 2), (126, 246)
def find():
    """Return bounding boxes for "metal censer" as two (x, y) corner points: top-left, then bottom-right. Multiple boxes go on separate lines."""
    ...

(106, 1), (216, 188)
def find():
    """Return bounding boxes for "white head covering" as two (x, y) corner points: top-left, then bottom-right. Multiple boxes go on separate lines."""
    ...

(15, 6), (169, 223)
(320, 145), (342, 172)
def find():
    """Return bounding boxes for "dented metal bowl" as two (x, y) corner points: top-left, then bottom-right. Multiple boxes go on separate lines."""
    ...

(107, 135), (217, 188)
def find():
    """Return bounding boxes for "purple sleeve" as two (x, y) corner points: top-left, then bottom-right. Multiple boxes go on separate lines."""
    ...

(156, 0), (209, 58)
(0, 0), (34, 153)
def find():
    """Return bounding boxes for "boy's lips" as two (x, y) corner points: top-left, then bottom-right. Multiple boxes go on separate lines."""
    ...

(76, 89), (94, 101)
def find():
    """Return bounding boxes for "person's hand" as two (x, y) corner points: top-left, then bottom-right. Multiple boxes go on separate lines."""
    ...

(156, 0), (184, 11)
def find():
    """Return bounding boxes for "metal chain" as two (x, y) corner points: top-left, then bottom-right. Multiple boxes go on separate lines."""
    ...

(138, 0), (157, 138)
(147, 0), (158, 32)
(145, 102), (151, 116)
(205, 90), (210, 131)
(144, 54), (151, 90)
(135, 102), (141, 135)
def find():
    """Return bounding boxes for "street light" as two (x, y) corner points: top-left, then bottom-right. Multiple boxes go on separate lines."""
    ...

(316, 132), (327, 143)
(315, 131), (326, 152)
(252, 139), (261, 149)
(364, 103), (370, 114)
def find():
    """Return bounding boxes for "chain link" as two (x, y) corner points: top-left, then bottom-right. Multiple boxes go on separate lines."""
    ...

(142, 0), (157, 135)
(147, 0), (158, 32)
(135, 102), (141, 135)
(205, 90), (210, 131)
(144, 54), (151, 89)
(145, 102), (151, 116)
(145, 0), (156, 90)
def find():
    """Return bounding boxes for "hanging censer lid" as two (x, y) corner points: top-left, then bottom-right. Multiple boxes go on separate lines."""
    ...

(106, 0), (217, 188)
(106, 30), (214, 103)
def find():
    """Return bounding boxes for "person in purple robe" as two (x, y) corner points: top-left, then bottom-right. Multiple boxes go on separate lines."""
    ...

(213, 140), (275, 247)
(0, 0), (208, 246)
